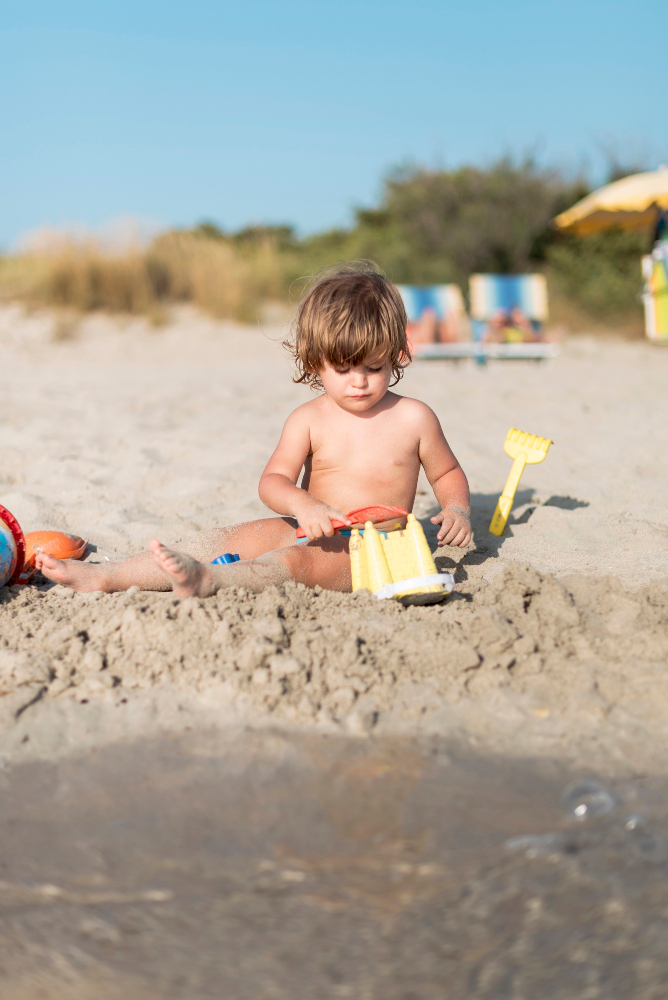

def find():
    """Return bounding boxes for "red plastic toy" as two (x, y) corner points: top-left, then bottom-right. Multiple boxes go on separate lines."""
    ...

(0, 504), (26, 586)
(295, 505), (409, 539)
(0, 502), (88, 588)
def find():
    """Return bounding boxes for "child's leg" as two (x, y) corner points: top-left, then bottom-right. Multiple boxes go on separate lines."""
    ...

(35, 517), (298, 593)
(149, 535), (352, 599)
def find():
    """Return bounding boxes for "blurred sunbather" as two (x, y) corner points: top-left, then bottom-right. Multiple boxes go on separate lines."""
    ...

(484, 306), (540, 344)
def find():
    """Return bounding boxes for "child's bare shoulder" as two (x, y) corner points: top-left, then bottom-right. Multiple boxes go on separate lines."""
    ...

(390, 394), (442, 431)
(284, 395), (326, 426)
(279, 397), (330, 447)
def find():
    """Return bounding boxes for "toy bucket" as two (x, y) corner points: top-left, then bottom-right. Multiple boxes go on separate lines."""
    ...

(15, 530), (88, 584)
(0, 504), (26, 588)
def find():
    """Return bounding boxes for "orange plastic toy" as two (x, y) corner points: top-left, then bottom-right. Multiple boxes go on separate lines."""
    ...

(295, 505), (409, 539)
(16, 530), (88, 584)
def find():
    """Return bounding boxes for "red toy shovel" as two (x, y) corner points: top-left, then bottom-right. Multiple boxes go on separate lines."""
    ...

(295, 505), (408, 539)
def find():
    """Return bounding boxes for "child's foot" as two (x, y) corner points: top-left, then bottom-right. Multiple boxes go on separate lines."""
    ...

(35, 554), (109, 592)
(149, 540), (214, 598)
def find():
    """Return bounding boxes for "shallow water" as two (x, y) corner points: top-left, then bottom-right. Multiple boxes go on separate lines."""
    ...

(1, 729), (667, 999)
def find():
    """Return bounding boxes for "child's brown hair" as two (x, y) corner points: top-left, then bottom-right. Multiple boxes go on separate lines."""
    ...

(286, 261), (410, 390)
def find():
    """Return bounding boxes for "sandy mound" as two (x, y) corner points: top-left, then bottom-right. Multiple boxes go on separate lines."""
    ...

(2, 562), (667, 768)
(1, 307), (667, 768)
(1, 306), (668, 587)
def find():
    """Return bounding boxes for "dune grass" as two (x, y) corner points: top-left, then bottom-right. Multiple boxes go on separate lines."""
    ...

(0, 231), (288, 323)
(0, 159), (651, 333)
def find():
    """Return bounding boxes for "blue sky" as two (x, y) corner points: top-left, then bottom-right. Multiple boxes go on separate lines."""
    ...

(2, 0), (667, 248)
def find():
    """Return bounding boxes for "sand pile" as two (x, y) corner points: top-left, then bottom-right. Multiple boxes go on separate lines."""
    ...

(1, 305), (667, 588)
(1, 306), (667, 767)
(2, 562), (667, 766)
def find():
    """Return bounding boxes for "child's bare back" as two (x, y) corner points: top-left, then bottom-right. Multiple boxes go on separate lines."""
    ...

(37, 263), (471, 598)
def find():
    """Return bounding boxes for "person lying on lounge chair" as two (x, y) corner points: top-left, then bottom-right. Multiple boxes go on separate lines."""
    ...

(485, 306), (540, 344)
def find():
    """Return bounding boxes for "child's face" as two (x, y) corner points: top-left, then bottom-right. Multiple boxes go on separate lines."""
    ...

(318, 356), (392, 412)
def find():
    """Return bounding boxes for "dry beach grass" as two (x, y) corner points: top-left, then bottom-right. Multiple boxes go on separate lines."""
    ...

(0, 233), (286, 322)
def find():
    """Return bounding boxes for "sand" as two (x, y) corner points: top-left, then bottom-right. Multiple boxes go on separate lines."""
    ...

(1, 304), (667, 770)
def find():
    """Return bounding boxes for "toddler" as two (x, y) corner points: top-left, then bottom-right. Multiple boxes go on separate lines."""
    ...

(37, 263), (471, 597)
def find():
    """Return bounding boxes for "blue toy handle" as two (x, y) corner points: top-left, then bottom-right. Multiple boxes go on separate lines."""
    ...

(211, 553), (240, 565)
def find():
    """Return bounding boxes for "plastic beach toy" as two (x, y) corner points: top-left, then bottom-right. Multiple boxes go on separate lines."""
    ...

(0, 504), (26, 588)
(0, 503), (88, 588)
(350, 513), (454, 606)
(489, 427), (553, 537)
(15, 530), (88, 585)
(211, 553), (240, 565)
(295, 505), (409, 539)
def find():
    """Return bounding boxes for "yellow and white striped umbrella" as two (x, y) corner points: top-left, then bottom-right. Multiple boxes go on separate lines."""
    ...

(554, 167), (668, 235)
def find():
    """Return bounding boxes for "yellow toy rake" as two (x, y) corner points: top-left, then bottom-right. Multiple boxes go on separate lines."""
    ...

(489, 427), (553, 536)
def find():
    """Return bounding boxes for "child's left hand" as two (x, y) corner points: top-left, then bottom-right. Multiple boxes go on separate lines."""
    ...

(431, 506), (471, 548)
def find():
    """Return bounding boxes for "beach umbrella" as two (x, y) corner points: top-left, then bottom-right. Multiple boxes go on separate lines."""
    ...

(553, 167), (668, 236)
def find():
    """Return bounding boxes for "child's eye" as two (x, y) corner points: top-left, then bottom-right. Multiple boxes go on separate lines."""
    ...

(335, 368), (350, 375)
(367, 367), (382, 373)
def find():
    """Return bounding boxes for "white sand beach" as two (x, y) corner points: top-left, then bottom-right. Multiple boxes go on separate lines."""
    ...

(1, 305), (667, 769)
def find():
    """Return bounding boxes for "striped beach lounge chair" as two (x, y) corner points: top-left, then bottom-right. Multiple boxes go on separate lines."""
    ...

(397, 285), (468, 351)
(469, 273), (548, 343)
(412, 273), (558, 361)
(642, 244), (668, 342)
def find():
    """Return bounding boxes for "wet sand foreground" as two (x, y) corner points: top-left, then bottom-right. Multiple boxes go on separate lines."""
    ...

(2, 728), (668, 1000)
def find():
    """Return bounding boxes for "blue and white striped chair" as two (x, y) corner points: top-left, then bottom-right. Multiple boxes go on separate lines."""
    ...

(412, 273), (558, 361)
(469, 273), (548, 342)
(397, 285), (467, 347)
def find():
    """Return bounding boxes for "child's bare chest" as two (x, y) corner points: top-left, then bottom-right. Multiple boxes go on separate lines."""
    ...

(309, 416), (419, 474)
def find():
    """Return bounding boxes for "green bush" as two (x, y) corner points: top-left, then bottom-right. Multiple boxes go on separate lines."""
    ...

(293, 158), (589, 288)
(547, 229), (649, 321)
(0, 158), (654, 332)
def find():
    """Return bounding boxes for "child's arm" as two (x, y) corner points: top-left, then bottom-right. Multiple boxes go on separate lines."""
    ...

(417, 406), (472, 548)
(258, 409), (351, 540)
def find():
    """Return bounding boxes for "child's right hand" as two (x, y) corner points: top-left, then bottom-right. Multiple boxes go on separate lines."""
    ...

(295, 501), (351, 540)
